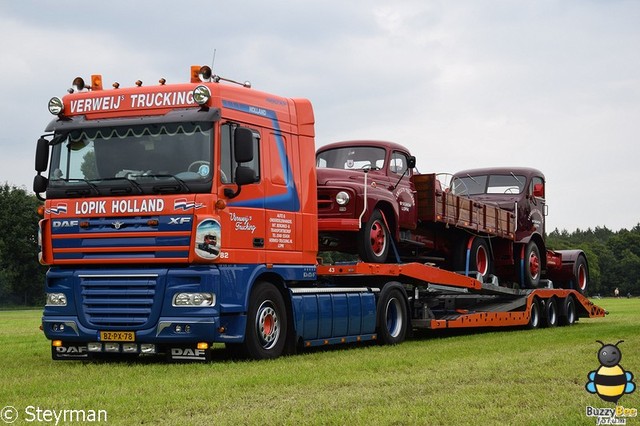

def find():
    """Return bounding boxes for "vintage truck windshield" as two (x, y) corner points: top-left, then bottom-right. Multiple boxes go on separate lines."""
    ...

(453, 174), (526, 196)
(316, 146), (386, 170)
(46, 122), (213, 198)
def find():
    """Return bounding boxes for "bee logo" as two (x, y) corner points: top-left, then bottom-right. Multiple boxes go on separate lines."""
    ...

(585, 340), (636, 403)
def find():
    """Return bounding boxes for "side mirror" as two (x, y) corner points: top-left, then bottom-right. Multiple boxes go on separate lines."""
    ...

(224, 166), (256, 199)
(234, 127), (254, 163)
(35, 137), (50, 172)
(407, 156), (416, 169)
(533, 183), (544, 198)
(33, 174), (48, 200)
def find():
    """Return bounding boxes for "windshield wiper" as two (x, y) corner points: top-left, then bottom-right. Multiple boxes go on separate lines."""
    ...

(131, 173), (190, 194)
(92, 177), (144, 194)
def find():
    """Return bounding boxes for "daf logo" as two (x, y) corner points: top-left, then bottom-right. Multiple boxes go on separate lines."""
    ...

(112, 221), (125, 230)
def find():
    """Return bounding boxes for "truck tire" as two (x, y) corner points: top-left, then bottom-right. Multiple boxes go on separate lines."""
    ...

(243, 282), (288, 360)
(526, 298), (541, 329)
(520, 241), (541, 288)
(559, 296), (576, 326)
(454, 236), (493, 281)
(573, 255), (589, 295)
(358, 209), (390, 263)
(376, 284), (408, 345)
(541, 298), (558, 328)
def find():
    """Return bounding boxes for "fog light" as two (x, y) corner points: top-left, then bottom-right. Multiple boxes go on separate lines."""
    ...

(184, 325), (191, 333)
(140, 344), (156, 354)
(175, 325), (182, 333)
(122, 343), (138, 353)
(104, 343), (120, 352)
(88, 342), (102, 352)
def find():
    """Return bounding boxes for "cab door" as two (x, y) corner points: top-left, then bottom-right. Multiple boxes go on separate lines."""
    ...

(389, 151), (417, 229)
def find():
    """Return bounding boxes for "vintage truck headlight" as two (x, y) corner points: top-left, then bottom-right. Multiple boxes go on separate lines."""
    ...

(173, 292), (215, 307)
(46, 293), (67, 306)
(335, 191), (350, 206)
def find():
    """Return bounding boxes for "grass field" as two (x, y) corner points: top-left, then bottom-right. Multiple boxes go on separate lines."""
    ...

(1, 298), (639, 425)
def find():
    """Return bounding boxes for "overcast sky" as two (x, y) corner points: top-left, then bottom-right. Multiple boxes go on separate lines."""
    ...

(1, 1), (638, 232)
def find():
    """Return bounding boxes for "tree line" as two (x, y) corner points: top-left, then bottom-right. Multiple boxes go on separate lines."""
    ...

(546, 225), (640, 297)
(0, 184), (637, 306)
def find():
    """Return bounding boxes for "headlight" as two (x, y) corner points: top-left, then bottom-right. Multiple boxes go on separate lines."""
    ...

(173, 292), (215, 307)
(46, 293), (67, 306)
(335, 191), (350, 206)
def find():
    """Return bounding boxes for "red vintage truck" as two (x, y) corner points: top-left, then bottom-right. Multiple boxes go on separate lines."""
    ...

(316, 140), (588, 293)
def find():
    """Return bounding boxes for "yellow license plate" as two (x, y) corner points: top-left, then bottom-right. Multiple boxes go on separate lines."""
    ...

(99, 331), (135, 342)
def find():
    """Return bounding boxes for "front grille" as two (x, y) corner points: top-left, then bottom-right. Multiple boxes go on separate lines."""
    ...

(80, 273), (158, 328)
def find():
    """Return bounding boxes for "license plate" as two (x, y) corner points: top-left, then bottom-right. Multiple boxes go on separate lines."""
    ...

(99, 331), (135, 342)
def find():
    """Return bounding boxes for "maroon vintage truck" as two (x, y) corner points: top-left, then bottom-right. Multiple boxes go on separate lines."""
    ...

(316, 140), (588, 293)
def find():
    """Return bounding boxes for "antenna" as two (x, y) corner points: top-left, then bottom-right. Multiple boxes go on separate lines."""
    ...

(211, 49), (217, 71)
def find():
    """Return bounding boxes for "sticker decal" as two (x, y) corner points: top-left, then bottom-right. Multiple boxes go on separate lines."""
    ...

(195, 219), (221, 259)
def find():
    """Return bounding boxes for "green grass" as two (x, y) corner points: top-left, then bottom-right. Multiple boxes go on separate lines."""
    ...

(1, 300), (639, 425)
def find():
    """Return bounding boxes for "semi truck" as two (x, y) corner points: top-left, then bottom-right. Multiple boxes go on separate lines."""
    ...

(317, 141), (588, 293)
(33, 66), (604, 361)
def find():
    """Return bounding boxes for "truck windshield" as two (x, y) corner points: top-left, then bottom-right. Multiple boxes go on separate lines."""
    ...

(47, 122), (213, 197)
(453, 174), (526, 195)
(316, 146), (386, 171)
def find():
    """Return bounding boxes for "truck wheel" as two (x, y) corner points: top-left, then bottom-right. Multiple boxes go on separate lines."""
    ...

(541, 298), (558, 328)
(454, 237), (493, 280)
(520, 241), (541, 288)
(559, 296), (576, 326)
(376, 284), (408, 345)
(243, 282), (288, 360)
(573, 255), (589, 295)
(358, 209), (390, 263)
(526, 298), (541, 329)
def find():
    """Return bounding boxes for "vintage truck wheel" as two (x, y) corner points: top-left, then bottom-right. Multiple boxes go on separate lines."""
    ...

(243, 282), (288, 360)
(454, 236), (493, 281)
(519, 241), (541, 288)
(573, 255), (589, 295)
(358, 209), (390, 263)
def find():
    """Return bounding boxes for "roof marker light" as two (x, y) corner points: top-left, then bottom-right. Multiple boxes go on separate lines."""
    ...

(135, 80), (143, 87)
(159, 78), (166, 85)
(91, 74), (103, 91)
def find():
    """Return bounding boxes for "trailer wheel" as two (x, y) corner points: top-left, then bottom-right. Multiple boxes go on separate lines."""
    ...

(520, 241), (541, 288)
(527, 299), (541, 329)
(559, 296), (577, 326)
(358, 209), (390, 263)
(376, 284), (408, 345)
(541, 298), (558, 328)
(243, 282), (288, 360)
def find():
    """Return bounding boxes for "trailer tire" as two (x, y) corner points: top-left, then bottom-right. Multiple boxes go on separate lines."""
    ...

(376, 284), (408, 345)
(559, 296), (577, 326)
(358, 209), (390, 263)
(541, 298), (558, 328)
(527, 299), (541, 329)
(520, 241), (542, 288)
(243, 282), (288, 360)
